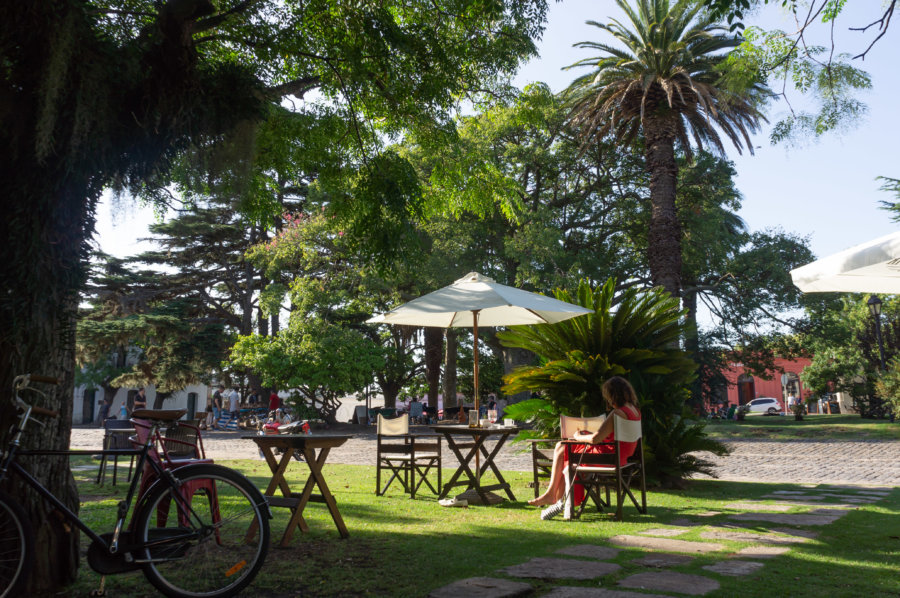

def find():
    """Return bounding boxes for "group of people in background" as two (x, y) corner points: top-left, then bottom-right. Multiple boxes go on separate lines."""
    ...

(205, 385), (282, 430)
(96, 385), (281, 429)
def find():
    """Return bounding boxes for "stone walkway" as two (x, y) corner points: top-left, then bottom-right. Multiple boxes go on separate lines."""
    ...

(71, 425), (900, 486)
(427, 485), (894, 597)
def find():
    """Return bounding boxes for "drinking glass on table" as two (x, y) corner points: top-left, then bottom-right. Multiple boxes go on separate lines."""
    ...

(488, 409), (497, 424)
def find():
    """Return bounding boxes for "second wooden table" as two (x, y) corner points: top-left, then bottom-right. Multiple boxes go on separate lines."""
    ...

(244, 433), (351, 546)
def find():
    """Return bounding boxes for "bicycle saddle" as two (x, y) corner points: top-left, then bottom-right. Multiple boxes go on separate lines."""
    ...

(132, 409), (187, 422)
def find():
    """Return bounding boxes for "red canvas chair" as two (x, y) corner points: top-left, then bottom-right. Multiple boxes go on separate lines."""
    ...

(130, 412), (217, 527)
(564, 415), (646, 521)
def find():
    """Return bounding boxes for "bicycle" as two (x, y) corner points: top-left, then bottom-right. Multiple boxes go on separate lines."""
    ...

(0, 374), (271, 598)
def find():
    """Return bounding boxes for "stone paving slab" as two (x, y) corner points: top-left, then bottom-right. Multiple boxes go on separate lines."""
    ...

(618, 571), (720, 595)
(729, 510), (848, 526)
(428, 577), (533, 598)
(501, 558), (620, 580)
(762, 494), (826, 501)
(542, 587), (672, 598)
(816, 493), (877, 503)
(555, 545), (620, 560)
(722, 502), (796, 512)
(702, 560), (764, 576)
(736, 545), (790, 558)
(740, 499), (854, 509)
(720, 523), (820, 540)
(609, 535), (725, 554)
(766, 526), (820, 539)
(631, 554), (695, 568)
(669, 518), (701, 527)
(699, 529), (810, 545)
(638, 528), (689, 537)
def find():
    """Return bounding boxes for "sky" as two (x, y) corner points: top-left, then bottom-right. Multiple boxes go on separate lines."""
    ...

(95, 0), (899, 268)
(511, 0), (900, 261)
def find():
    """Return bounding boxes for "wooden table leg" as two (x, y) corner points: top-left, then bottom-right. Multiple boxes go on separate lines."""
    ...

(259, 445), (310, 547)
(302, 447), (349, 539)
(438, 433), (487, 500)
(478, 432), (517, 501)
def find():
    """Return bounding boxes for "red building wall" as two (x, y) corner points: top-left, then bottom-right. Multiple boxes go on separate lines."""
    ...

(722, 356), (813, 408)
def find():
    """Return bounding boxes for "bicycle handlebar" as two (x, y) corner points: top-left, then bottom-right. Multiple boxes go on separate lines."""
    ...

(12, 374), (61, 418)
(30, 405), (59, 418)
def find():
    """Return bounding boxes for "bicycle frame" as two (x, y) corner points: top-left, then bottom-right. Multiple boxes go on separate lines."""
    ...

(0, 405), (207, 560)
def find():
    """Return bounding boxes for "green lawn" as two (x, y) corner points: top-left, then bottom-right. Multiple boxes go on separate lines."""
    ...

(704, 414), (900, 441)
(66, 457), (900, 597)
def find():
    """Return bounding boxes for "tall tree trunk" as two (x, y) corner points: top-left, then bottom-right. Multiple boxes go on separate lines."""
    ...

(443, 329), (458, 408)
(502, 346), (534, 404)
(644, 112), (682, 299)
(682, 287), (704, 411)
(424, 327), (443, 409)
(1, 185), (91, 591)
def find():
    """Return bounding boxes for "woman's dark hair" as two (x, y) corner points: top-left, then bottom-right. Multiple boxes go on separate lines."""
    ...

(602, 376), (639, 409)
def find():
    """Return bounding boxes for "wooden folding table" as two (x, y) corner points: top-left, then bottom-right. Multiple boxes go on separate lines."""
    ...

(244, 433), (351, 546)
(429, 424), (519, 505)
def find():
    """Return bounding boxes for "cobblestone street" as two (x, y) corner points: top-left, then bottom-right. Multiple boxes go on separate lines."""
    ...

(71, 426), (900, 486)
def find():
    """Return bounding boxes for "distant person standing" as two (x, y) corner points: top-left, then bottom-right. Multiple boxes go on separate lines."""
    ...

(229, 387), (240, 419)
(248, 388), (261, 407)
(269, 390), (280, 413)
(204, 393), (215, 429)
(98, 398), (110, 426)
(212, 384), (224, 429)
(134, 387), (147, 412)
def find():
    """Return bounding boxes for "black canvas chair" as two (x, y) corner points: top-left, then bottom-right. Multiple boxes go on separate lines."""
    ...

(375, 414), (441, 498)
(564, 415), (646, 521)
(96, 418), (135, 486)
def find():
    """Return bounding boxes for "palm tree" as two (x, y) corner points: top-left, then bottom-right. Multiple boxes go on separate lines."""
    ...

(564, 0), (769, 299)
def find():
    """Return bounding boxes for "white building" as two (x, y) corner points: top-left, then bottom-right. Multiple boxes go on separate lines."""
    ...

(73, 383), (210, 425)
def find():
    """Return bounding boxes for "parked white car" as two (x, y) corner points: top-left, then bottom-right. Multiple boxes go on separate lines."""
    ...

(746, 397), (782, 414)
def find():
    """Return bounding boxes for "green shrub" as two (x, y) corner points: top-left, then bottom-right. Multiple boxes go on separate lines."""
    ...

(499, 278), (729, 486)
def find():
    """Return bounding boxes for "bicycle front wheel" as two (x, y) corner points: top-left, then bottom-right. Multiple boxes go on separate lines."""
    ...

(0, 490), (34, 598)
(135, 464), (270, 598)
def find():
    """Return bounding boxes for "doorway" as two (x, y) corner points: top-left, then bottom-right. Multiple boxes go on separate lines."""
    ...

(737, 375), (755, 405)
(187, 392), (197, 420)
(82, 389), (96, 424)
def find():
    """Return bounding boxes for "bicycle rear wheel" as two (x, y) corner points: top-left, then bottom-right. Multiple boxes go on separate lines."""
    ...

(0, 490), (34, 598)
(135, 464), (270, 598)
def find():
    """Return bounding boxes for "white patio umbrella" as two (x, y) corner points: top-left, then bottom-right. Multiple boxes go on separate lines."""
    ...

(790, 231), (900, 293)
(368, 272), (592, 421)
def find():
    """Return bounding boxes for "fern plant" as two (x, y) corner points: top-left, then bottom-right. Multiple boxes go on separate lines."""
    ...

(499, 278), (729, 486)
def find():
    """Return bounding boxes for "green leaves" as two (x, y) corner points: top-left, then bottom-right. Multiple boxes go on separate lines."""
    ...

(499, 277), (695, 416)
(230, 318), (384, 421)
(497, 277), (727, 484)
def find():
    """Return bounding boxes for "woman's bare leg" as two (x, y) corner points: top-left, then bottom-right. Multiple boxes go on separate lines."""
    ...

(529, 442), (567, 506)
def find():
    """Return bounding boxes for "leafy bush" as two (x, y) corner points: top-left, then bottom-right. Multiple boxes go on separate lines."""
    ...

(498, 278), (729, 486)
(874, 356), (900, 418)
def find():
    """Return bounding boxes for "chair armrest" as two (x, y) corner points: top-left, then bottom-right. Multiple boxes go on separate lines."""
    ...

(525, 438), (561, 446)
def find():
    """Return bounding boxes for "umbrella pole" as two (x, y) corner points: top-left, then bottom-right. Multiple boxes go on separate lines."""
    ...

(473, 310), (480, 424)
(473, 310), (481, 484)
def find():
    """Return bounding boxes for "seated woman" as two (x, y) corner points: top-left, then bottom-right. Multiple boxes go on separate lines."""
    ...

(528, 375), (641, 519)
